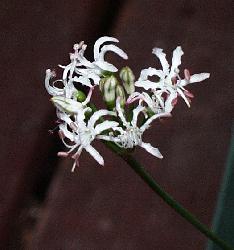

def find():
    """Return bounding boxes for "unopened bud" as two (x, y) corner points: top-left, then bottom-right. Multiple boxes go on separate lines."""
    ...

(51, 96), (82, 114)
(99, 78), (105, 92)
(74, 90), (86, 102)
(103, 75), (118, 104)
(120, 66), (135, 94)
(116, 85), (126, 107)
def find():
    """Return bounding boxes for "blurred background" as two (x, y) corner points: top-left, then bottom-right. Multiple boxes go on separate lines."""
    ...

(0, 0), (233, 249)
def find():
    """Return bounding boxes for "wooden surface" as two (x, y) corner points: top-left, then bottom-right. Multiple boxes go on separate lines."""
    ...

(0, 1), (233, 249)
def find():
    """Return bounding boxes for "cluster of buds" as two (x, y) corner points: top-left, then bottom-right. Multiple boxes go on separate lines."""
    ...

(45, 36), (210, 171)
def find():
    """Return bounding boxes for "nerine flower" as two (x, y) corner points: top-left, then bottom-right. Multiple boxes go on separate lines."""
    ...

(45, 37), (210, 170)
(73, 36), (128, 86)
(98, 98), (171, 159)
(55, 106), (119, 171)
(135, 46), (210, 112)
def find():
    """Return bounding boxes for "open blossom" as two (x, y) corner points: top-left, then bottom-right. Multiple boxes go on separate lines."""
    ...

(54, 106), (119, 171)
(61, 36), (128, 87)
(45, 37), (210, 170)
(98, 98), (171, 159)
(78, 36), (128, 74)
(134, 46), (210, 112)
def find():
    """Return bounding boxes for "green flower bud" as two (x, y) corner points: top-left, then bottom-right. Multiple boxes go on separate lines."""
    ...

(103, 75), (118, 103)
(51, 96), (82, 114)
(116, 85), (126, 107)
(99, 78), (105, 92)
(74, 90), (86, 102)
(119, 66), (135, 94)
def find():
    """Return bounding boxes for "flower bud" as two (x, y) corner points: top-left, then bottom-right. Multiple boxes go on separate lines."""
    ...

(116, 85), (126, 107)
(103, 76), (118, 109)
(119, 66), (135, 94)
(99, 77), (105, 92)
(74, 90), (86, 102)
(51, 96), (82, 114)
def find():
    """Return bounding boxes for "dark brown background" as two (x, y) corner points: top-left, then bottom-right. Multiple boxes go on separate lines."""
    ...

(1, 0), (233, 249)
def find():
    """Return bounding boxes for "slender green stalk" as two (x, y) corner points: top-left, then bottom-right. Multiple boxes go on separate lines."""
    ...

(104, 141), (234, 250)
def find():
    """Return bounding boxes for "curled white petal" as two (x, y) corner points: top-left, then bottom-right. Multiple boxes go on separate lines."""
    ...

(59, 123), (74, 141)
(170, 46), (184, 78)
(88, 110), (116, 129)
(45, 69), (63, 96)
(94, 61), (118, 72)
(132, 105), (145, 127)
(152, 48), (170, 75)
(94, 36), (119, 61)
(99, 44), (128, 61)
(139, 67), (164, 80)
(94, 121), (119, 134)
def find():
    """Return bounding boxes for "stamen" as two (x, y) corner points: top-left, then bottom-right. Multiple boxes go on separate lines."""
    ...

(172, 97), (178, 106)
(184, 90), (194, 98)
(58, 130), (65, 139)
(70, 122), (78, 131)
(57, 152), (69, 157)
(184, 69), (191, 81)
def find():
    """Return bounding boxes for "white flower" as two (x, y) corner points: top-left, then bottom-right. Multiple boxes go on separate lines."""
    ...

(75, 36), (128, 84)
(57, 109), (119, 171)
(135, 46), (210, 112)
(127, 91), (164, 114)
(45, 68), (92, 99)
(98, 98), (171, 159)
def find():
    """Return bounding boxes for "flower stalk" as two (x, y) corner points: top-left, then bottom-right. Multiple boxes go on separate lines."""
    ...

(104, 140), (234, 250)
(43, 36), (233, 249)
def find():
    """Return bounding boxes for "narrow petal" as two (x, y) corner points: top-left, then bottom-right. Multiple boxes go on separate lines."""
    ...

(73, 76), (93, 87)
(56, 110), (73, 124)
(59, 123), (74, 141)
(126, 92), (142, 104)
(97, 134), (122, 144)
(139, 67), (164, 80)
(94, 61), (118, 72)
(190, 73), (210, 83)
(77, 53), (93, 68)
(170, 46), (184, 78)
(135, 79), (163, 90)
(45, 69), (63, 96)
(98, 44), (128, 61)
(94, 36), (119, 61)
(132, 105), (145, 127)
(140, 142), (163, 159)
(95, 121), (119, 134)
(152, 48), (170, 75)
(85, 145), (104, 166)
(61, 63), (72, 80)
(164, 91), (178, 113)
(142, 92), (153, 106)
(116, 97), (128, 126)
(82, 86), (94, 106)
(177, 88), (190, 107)
(88, 110), (116, 128)
(140, 112), (171, 132)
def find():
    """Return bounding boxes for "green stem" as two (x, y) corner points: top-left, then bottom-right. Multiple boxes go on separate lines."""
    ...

(104, 141), (234, 250)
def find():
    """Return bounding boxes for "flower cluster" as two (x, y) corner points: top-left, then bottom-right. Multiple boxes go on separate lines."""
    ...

(45, 36), (210, 171)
